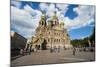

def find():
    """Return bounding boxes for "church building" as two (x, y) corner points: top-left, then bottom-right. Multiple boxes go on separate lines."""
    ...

(31, 13), (72, 50)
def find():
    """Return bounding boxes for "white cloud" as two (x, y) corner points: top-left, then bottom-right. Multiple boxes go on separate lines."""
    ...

(11, 2), (95, 39)
(24, 5), (42, 18)
(56, 3), (68, 15)
(56, 3), (68, 11)
(39, 3), (48, 11)
(63, 5), (95, 30)
(11, 0), (21, 8)
(11, 5), (42, 39)
(46, 4), (56, 17)
(39, 3), (69, 23)
(39, 3), (95, 31)
(40, 3), (57, 17)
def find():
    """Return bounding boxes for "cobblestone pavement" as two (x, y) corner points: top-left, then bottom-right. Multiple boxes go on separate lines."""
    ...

(11, 49), (95, 66)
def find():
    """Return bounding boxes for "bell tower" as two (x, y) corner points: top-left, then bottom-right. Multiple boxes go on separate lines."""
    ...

(52, 11), (59, 26)
(39, 13), (46, 27)
(36, 12), (47, 36)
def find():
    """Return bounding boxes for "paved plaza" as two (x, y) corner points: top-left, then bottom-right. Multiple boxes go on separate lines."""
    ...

(11, 49), (95, 66)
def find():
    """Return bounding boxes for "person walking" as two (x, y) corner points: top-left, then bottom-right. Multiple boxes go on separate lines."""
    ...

(50, 47), (54, 53)
(58, 46), (60, 53)
(29, 45), (32, 55)
(73, 47), (76, 56)
(34, 45), (38, 52)
(20, 49), (24, 56)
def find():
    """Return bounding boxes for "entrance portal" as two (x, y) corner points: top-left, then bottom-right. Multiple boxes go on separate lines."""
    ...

(41, 39), (47, 50)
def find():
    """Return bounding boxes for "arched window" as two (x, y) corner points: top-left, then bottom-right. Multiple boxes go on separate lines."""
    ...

(55, 21), (56, 24)
(57, 39), (58, 42)
(59, 39), (60, 42)
(54, 39), (56, 42)
(42, 21), (44, 25)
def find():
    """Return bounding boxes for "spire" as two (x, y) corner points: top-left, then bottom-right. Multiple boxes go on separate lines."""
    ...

(54, 4), (57, 17)
(52, 9), (59, 25)
(52, 10), (57, 20)
(54, 10), (56, 16)
(60, 22), (64, 25)
(52, 4), (57, 19)
(41, 10), (46, 20)
(39, 11), (47, 26)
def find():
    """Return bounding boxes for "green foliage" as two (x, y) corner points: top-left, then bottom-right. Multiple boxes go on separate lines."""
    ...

(90, 28), (95, 42)
(71, 38), (89, 47)
(71, 27), (95, 47)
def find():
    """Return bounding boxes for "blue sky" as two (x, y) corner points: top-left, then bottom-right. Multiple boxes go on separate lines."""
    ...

(68, 25), (94, 40)
(11, 1), (95, 40)
(65, 5), (78, 19)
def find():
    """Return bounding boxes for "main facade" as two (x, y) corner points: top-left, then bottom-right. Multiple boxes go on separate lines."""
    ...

(31, 13), (72, 49)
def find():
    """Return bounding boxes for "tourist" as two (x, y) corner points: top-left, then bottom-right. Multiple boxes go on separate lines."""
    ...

(29, 45), (32, 55)
(50, 48), (53, 53)
(58, 46), (60, 53)
(34, 45), (38, 52)
(63, 46), (66, 50)
(20, 49), (24, 55)
(73, 47), (76, 56)
(54, 46), (56, 52)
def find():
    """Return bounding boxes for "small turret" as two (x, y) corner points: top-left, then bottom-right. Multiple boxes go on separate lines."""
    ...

(60, 22), (64, 25)
(51, 11), (59, 25)
(60, 22), (64, 29)
(39, 14), (47, 27)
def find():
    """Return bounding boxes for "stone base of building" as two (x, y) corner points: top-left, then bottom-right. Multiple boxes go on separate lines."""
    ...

(46, 44), (73, 49)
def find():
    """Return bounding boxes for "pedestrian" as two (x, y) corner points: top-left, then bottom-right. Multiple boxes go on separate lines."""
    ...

(73, 47), (76, 56)
(58, 46), (60, 53)
(20, 49), (24, 55)
(35, 45), (38, 52)
(29, 45), (32, 55)
(54, 46), (56, 52)
(26, 44), (29, 52)
(63, 46), (66, 50)
(23, 48), (26, 55)
(50, 48), (53, 53)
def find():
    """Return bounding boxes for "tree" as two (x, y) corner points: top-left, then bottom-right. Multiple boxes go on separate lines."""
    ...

(90, 27), (95, 42)
(71, 27), (95, 47)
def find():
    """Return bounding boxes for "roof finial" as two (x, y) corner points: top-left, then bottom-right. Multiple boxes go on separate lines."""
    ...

(41, 10), (46, 19)
(54, 4), (56, 15)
